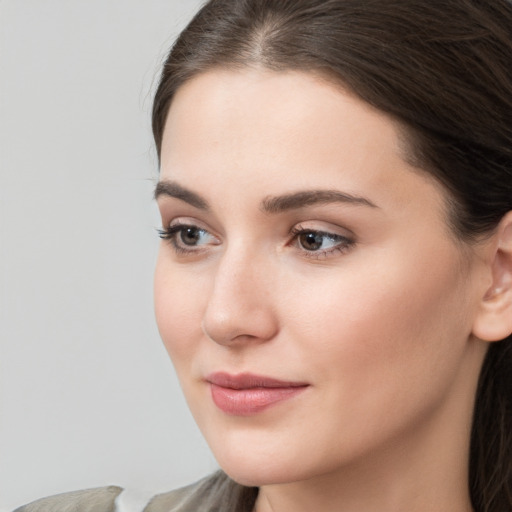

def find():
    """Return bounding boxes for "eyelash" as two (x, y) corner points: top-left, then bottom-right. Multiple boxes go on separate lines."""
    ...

(158, 223), (355, 259)
(157, 223), (213, 255)
(289, 224), (355, 259)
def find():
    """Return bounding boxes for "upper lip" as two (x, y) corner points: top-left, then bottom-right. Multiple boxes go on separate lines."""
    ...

(205, 372), (309, 390)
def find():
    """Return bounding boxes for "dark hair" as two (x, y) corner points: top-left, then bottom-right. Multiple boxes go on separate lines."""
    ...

(152, 1), (512, 510)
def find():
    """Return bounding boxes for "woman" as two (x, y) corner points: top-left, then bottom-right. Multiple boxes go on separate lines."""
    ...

(16, 0), (512, 511)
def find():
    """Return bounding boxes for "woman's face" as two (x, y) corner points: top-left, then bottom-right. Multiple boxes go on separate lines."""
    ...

(154, 69), (488, 486)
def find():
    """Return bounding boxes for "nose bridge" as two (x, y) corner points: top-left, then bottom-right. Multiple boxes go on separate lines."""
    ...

(202, 242), (278, 345)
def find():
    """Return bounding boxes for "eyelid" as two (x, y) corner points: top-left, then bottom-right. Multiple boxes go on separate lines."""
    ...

(167, 216), (212, 230)
(290, 221), (355, 240)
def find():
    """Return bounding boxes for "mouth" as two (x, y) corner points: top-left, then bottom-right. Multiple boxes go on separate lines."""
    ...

(205, 372), (309, 416)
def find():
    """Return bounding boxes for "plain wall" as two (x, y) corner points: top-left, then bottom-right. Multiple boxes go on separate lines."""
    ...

(0, 1), (218, 510)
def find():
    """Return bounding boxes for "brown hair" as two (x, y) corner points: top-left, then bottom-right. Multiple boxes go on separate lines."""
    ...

(152, 1), (512, 510)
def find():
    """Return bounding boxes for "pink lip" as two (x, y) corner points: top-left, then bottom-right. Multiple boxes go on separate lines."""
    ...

(206, 372), (309, 416)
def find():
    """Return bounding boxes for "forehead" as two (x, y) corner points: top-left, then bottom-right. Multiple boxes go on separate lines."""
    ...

(163, 68), (400, 147)
(163, 70), (397, 175)
(159, 68), (445, 220)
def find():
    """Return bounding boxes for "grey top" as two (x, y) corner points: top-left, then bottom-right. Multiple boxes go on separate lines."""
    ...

(12, 486), (123, 512)
(13, 472), (258, 512)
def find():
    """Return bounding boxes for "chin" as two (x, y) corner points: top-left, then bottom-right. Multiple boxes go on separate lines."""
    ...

(220, 461), (297, 488)
(209, 439), (314, 488)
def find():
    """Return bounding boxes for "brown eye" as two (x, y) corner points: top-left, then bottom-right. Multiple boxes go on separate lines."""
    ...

(180, 227), (202, 246)
(158, 223), (218, 253)
(292, 227), (354, 257)
(298, 232), (325, 251)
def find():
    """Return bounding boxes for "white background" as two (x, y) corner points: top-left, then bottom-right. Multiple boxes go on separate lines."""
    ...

(0, 1), (218, 510)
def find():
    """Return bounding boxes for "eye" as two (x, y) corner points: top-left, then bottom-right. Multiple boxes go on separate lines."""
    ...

(290, 225), (354, 258)
(298, 231), (338, 251)
(176, 226), (207, 246)
(158, 223), (219, 253)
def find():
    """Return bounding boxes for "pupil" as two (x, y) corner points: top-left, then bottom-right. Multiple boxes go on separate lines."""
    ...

(181, 227), (200, 245)
(301, 232), (322, 250)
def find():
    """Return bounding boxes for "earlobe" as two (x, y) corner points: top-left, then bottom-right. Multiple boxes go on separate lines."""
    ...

(472, 212), (512, 343)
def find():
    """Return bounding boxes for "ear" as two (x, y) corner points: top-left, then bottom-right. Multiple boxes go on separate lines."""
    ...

(472, 211), (512, 342)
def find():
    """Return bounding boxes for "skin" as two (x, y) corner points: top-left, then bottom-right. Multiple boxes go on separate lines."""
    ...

(154, 69), (496, 512)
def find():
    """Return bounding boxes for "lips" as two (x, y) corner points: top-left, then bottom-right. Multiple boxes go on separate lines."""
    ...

(206, 372), (309, 416)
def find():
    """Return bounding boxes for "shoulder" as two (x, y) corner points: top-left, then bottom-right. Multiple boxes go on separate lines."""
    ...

(13, 485), (123, 512)
(12, 473), (258, 512)
(144, 471), (258, 512)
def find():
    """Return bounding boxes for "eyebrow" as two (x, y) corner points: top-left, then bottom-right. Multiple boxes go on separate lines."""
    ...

(154, 180), (210, 210)
(261, 189), (378, 213)
(154, 179), (377, 213)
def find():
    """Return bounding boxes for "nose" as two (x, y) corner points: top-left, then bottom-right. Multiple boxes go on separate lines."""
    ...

(202, 247), (279, 346)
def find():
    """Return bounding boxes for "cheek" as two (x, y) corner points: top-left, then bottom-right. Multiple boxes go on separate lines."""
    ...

(280, 247), (472, 407)
(154, 254), (207, 363)
(263, 257), (472, 465)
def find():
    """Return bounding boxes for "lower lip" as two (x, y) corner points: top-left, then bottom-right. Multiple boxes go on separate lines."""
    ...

(210, 383), (308, 416)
